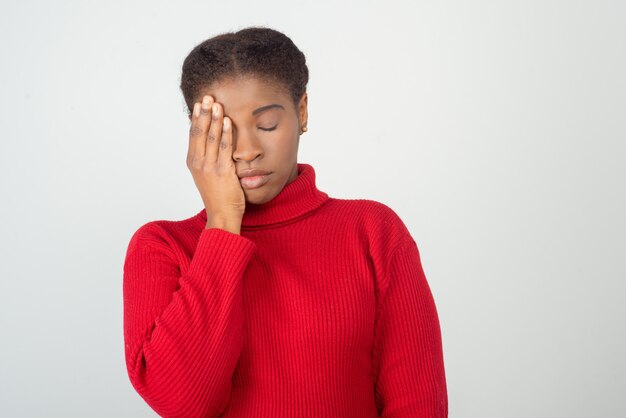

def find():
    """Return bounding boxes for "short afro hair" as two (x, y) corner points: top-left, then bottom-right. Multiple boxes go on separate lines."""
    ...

(179, 26), (309, 117)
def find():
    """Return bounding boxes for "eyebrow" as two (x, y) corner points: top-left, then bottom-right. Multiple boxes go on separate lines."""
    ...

(252, 104), (285, 116)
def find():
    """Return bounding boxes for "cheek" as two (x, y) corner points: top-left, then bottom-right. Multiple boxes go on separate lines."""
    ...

(262, 128), (298, 155)
(265, 132), (298, 154)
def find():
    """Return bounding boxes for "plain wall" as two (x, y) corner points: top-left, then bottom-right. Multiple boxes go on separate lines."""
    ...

(0, 0), (624, 417)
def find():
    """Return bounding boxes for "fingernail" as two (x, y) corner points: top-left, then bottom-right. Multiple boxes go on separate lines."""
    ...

(212, 103), (219, 120)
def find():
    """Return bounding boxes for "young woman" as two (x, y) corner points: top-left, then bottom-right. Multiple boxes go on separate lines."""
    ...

(123, 26), (448, 418)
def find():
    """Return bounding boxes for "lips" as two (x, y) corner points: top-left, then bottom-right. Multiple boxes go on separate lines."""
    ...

(237, 168), (272, 178)
(239, 173), (272, 189)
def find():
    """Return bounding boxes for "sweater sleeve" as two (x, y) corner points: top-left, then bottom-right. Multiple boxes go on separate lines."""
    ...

(123, 226), (256, 418)
(372, 235), (448, 418)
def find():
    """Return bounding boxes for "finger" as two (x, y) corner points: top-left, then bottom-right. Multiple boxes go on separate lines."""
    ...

(206, 102), (222, 163)
(218, 116), (234, 168)
(187, 95), (213, 163)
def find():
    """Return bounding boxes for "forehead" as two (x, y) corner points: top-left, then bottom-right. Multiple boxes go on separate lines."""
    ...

(199, 76), (291, 116)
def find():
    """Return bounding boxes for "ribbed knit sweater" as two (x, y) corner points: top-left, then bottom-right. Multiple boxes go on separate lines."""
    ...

(123, 163), (448, 418)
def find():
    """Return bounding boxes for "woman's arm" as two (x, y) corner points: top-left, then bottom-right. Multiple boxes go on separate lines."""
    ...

(123, 225), (256, 418)
(372, 235), (448, 418)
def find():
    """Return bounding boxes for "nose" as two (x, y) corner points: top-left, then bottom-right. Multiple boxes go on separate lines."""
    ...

(231, 126), (264, 162)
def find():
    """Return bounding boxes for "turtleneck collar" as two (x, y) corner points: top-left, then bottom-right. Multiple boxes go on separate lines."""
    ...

(196, 163), (329, 229)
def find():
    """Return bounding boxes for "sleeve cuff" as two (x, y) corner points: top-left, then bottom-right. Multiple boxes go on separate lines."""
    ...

(187, 227), (257, 279)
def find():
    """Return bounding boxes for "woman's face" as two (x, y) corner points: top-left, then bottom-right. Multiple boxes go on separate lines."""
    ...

(189, 75), (308, 205)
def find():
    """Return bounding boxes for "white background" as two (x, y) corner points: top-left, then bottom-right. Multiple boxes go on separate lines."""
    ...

(1, 0), (624, 417)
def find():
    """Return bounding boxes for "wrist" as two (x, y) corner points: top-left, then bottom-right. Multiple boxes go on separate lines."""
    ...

(205, 215), (241, 235)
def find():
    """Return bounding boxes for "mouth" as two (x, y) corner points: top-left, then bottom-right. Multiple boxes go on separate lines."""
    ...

(240, 173), (272, 189)
(237, 168), (272, 178)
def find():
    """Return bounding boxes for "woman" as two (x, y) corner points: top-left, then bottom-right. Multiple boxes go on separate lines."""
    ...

(123, 26), (448, 418)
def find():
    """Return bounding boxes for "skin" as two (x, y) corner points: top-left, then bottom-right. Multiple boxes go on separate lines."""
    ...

(186, 75), (308, 233)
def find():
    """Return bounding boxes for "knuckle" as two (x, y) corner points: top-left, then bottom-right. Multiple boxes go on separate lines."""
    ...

(201, 163), (214, 175)
(208, 132), (217, 142)
(189, 125), (203, 137)
(189, 159), (202, 171)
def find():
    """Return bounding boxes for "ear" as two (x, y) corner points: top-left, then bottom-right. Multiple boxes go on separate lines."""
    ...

(298, 92), (308, 128)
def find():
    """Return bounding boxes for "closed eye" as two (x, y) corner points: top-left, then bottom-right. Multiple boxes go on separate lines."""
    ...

(259, 125), (278, 132)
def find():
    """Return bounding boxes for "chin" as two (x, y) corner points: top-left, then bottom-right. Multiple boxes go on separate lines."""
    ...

(244, 190), (276, 205)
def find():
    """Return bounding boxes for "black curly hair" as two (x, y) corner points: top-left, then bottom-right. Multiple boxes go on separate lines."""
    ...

(179, 26), (309, 117)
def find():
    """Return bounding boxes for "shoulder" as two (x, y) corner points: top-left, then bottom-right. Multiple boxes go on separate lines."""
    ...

(327, 196), (409, 228)
(125, 212), (201, 257)
(325, 197), (413, 250)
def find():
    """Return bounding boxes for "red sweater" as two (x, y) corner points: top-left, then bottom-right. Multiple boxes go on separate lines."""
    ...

(123, 163), (448, 418)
